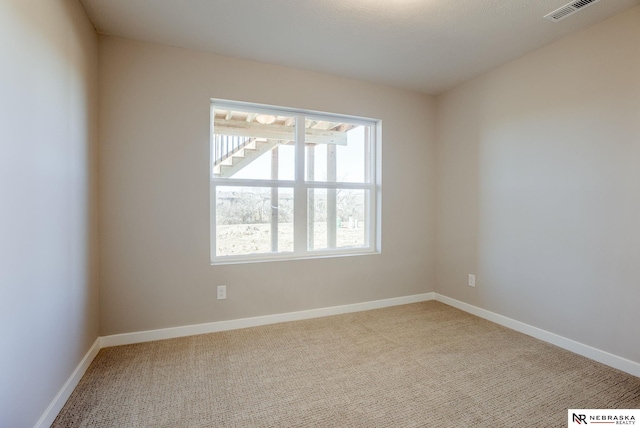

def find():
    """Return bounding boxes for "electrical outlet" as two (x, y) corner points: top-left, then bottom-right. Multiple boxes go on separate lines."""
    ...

(468, 274), (476, 287)
(217, 285), (227, 300)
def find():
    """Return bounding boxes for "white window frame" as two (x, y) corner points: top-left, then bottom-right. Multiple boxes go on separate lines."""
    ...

(210, 99), (381, 265)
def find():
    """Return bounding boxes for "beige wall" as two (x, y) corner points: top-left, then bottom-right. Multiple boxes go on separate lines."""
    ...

(2, 2), (637, 424)
(436, 6), (640, 363)
(0, 0), (99, 426)
(98, 36), (436, 335)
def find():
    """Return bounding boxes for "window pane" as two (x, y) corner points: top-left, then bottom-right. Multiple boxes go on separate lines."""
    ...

(212, 108), (295, 180)
(216, 186), (293, 256)
(308, 188), (328, 250)
(308, 188), (369, 251)
(336, 189), (368, 248)
(304, 119), (370, 183)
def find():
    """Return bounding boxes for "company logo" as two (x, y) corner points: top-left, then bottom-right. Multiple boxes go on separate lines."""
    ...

(573, 413), (588, 424)
(568, 409), (638, 426)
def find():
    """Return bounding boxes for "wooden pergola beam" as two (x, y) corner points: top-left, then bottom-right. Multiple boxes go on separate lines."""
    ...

(214, 118), (347, 146)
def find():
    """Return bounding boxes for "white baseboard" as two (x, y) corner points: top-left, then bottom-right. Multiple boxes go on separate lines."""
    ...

(34, 337), (101, 428)
(434, 293), (640, 378)
(101, 292), (436, 348)
(37, 291), (639, 427)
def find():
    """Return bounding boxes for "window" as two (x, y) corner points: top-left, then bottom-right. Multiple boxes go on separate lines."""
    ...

(210, 100), (380, 264)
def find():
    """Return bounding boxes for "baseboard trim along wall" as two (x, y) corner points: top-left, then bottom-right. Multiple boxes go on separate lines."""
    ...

(434, 293), (640, 378)
(38, 291), (640, 427)
(35, 337), (101, 428)
(100, 293), (436, 348)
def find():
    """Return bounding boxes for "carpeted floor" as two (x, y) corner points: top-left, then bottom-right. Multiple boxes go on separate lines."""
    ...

(53, 301), (640, 427)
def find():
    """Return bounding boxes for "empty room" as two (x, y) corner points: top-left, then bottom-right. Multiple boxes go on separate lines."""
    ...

(2, 0), (640, 426)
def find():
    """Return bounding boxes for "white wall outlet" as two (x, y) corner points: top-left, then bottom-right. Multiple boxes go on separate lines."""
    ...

(217, 285), (227, 300)
(468, 274), (476, 287)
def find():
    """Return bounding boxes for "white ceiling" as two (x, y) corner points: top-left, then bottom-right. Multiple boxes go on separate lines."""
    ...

(80, 0), (640, 95)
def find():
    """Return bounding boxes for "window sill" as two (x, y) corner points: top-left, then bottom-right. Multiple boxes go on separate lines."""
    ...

(211, 248), (380, 266)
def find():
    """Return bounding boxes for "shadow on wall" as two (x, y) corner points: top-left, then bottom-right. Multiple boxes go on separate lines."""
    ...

(0, 1), (98, 427)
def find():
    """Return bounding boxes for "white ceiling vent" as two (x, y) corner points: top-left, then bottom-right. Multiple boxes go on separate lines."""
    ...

(544, 0), (601, 22)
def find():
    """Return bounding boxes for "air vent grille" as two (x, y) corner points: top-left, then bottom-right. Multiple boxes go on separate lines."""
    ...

(544, 0), (601, 22)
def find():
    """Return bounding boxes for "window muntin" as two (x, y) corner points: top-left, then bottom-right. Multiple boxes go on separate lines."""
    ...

(211, 100), (379, 264)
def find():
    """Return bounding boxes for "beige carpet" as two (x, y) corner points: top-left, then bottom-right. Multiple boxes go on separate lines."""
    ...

(54, 301), (640, 427)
